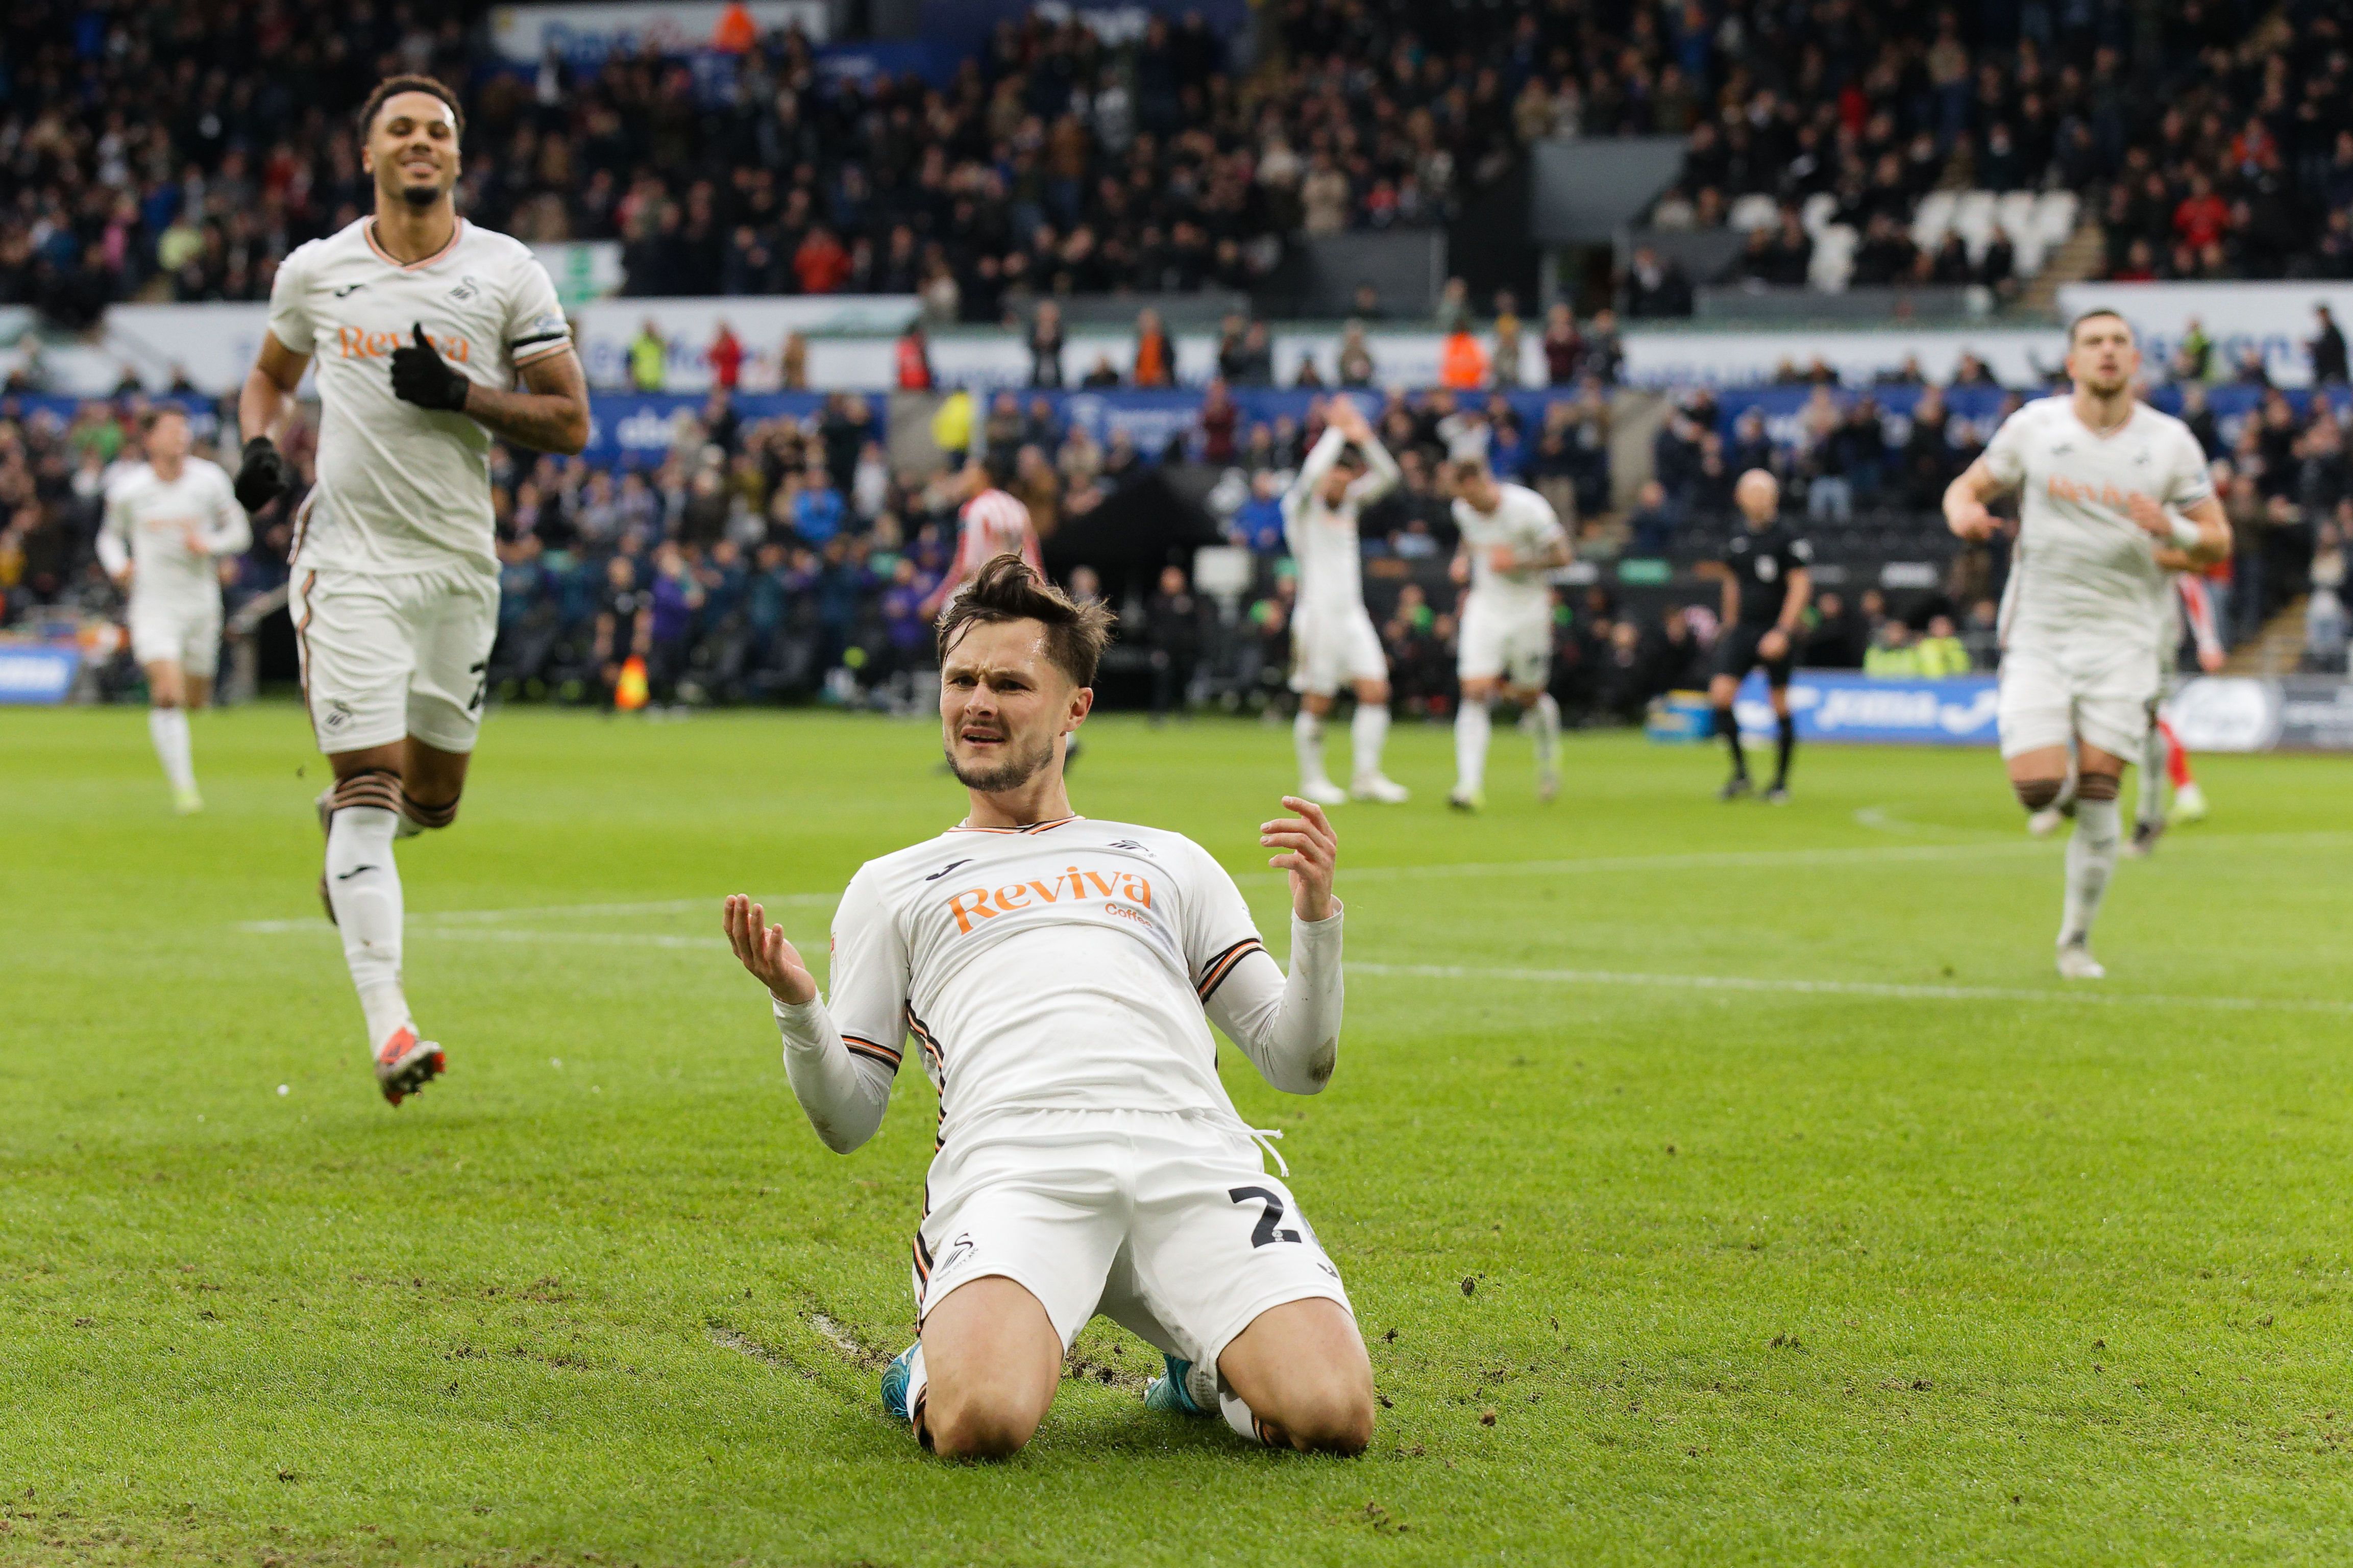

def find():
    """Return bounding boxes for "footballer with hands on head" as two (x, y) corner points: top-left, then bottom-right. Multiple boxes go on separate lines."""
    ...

(724, 554), (1374, 1459)
(236, 73), (590, 1105)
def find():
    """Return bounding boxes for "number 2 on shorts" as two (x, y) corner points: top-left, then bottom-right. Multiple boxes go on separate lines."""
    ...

(1229, 1185), (1302, 1248)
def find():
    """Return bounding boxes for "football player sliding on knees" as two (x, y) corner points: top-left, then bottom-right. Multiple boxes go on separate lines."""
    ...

(723, 554), (1372, 1459)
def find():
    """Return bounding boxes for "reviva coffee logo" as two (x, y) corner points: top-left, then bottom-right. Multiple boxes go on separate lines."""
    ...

(336, 327), (471, 363)
(946, 865), (1154, 934)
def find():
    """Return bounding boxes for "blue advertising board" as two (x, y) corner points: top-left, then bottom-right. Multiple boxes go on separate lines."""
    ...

(0, 644), (81, 704)
(1734, 670), (2001, 746)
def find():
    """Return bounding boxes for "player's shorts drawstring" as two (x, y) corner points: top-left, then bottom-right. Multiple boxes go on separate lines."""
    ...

(1244, 1126), (1288, 1177)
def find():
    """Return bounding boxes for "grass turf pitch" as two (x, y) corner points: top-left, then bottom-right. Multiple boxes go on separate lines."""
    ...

(3, 703), (2350, 1565)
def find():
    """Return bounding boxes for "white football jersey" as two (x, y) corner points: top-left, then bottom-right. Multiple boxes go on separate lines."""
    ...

(266, 217), (572, 577)
(1283, 428), (1398, 619)
(820, 815), (1273, 1144)
(1981, 396), (2215, 650)
(1452, 481), (1567, 615)
(96, 459), (249, 608)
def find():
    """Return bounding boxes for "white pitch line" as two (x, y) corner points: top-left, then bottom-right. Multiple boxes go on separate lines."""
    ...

(1347, 961), (2353, 1016)
(230, 830), (2353, 933)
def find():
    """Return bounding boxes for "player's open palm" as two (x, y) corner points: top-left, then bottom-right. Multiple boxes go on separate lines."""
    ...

(1262, 796), (1338, 922)
(723, 894), (817, 1005)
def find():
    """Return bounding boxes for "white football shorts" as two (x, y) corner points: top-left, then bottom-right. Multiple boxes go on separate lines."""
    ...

(1996, 635), (2160, 761)
(913, 1108), (1352, 1373)
(1457, 593), (1552, 688)
(128, 592), (223, 679)
(291, 561), (499, 755)
(1289, 605), (1389, 695)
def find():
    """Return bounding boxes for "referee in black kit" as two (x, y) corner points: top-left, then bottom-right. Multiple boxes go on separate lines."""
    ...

(1706, 469), (1813, 803)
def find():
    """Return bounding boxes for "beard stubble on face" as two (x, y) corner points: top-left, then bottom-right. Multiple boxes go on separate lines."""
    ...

(402, 178), (443, 209)
(945, 728), (1059, 794)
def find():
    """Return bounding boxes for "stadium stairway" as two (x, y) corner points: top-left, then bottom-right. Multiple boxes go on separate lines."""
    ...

(2226, 596), (2312, 675)
(2019, 218), (2107, 317)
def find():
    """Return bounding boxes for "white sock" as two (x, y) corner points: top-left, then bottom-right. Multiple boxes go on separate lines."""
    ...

(1218, 1388), (1274, 1446)
(1531, 692), (1561, 771)
(149, 707), (194, 792)
(1349, 702), (1389, 781)
(2061, 797), (2121, 945)
(2138, 727), (2165, 824)
(1293, 708), (1330, 785)
(325, 805), (410, 1052)
(902, 1342), (929, 1430)
(1454, 699), (1491, 792)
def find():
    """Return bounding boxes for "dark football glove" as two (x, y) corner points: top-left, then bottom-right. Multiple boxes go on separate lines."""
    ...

(390, 322), (472, 412)
(233, 436), (295, 513)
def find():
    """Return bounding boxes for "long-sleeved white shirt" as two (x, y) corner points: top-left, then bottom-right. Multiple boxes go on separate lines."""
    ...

(766, 816), (1345, 1155)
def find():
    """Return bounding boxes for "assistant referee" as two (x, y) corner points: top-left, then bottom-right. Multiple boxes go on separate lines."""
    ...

(1706, 469), (1813, 803)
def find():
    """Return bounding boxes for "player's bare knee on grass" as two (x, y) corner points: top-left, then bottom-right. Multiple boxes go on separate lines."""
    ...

(1221, 1299), (1374, 1454)
(922, 1389), (1044, 1460)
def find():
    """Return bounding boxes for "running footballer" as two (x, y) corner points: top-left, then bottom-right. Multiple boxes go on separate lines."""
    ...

(724, 555), (1373, 1459)
(237, 75), (590, 1103)
(1943, 309), (2229, 978)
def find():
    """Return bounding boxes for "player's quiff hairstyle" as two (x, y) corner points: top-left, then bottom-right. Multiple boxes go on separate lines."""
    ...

(2066, 307), (2131, 345)
(357, 74), (466, 143)
(937, 554), (1115, 689)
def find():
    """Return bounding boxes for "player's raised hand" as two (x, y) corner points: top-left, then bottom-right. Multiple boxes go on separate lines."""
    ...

(723, 894), (818, 1005)
(1262, 795), (1338, 922)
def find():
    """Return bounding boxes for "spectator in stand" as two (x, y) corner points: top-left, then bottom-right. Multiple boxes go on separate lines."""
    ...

(1293, 353), (1326, 389)
(2174, 175), (2230, 254)
(1626, 246), (1695, 316)
(1541, 305), (1582, 385)
(1197, 380), (1239, 464)
(629, 320), (668, 392)
(1627, 480), (1676, 558)
(793, 225), (852, 294)
(709, 322), (744, 391)
(1804, 591), (1867, 669)
(1490, 291), (1526, 388)
(1234, 321), (1276, 385)
(1438, 323), (1488, 391)
(1082, 354), (1122, 388)
(2312, 306), (2349, 385)
(1132, 308), (1173, 388)
(1337, 325), (1376, 387)
(894, 323), (934, 391)
(779, 333), (810, 391)
(1027, 303), (1067, 389)
(1144, 563), (1205, 723)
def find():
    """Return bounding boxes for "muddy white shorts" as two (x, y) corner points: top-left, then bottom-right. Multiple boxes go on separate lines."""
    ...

(1289, 605), (1388, 695)
(127, 592), (222, 679)
(1997, 635), (2159, 762)
(913, 1108), (1352, 1373)
(291, 561), (498, 755)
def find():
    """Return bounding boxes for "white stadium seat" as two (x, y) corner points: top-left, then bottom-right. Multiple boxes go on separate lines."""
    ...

(1810, 223), (1857, 292)
(2035, 189), (2079, 244)
(1995, 190), (2039, 247)
(2012, 229), (2049, 279)
(1729, 192), (1781, 232)
(1951, 190), (1997, 262)
(1911, 189), (1957, 249)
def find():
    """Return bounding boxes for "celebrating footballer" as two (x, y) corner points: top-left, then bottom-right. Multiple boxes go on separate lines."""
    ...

(724, 555), (1374, 1459)
(236, 75), (591, 1104)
